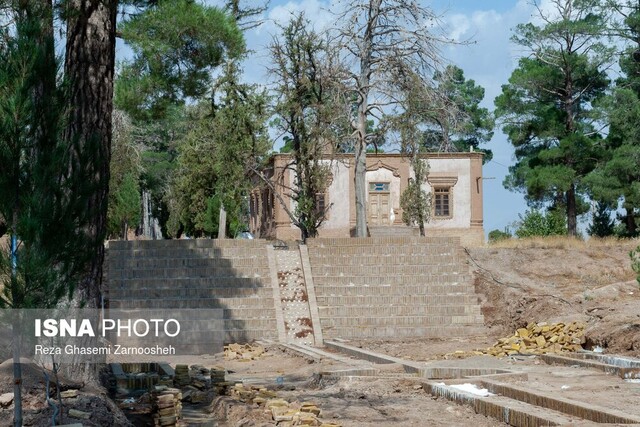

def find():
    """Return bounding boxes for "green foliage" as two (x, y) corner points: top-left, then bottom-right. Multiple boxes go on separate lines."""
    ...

(269, 13), (339, 241)
(107, 110), (142, 239)
(202, 195), (246, 238)
(114, 1), (246, 237)
(515, 209), (567, 239)
(117, 0), (245, 120)
(495, 1), (612, 236)
(631, 245), (640, 286)
(586, 2), (640, 237)
(108, 173), (141, 239)
(423, 65), (494, 162)
(400, 158), (432, 234)
(168, 62), (269, 237)
(0, 14), (93, 309)
(587, 201), (616, 238)
(488, 228), (512, 243)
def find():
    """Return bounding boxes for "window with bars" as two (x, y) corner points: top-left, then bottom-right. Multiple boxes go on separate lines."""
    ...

(434, 187), (452, 218)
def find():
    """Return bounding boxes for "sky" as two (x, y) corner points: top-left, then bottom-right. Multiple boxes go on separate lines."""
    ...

(233, 0), (542, 235)
(114, 0), (563, 236)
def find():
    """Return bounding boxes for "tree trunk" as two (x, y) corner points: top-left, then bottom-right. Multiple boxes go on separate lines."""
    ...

(566, 184), (577, 236)
(11, 209), (22, 427)
(12, 316), (22, 427)
(353, 0), (381, 238)
(354, 134), (367, 237)
(63, 0), (117, 308)
(625, 208), (637, 236)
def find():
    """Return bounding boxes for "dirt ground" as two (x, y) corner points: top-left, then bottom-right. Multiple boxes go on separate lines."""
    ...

(3, 237), (640, 426)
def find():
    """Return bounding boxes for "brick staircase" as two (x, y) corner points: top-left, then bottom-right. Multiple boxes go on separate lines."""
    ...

(368, 225), (419, 237)
(105, 239), (278, 350)
(306, 236), (485, 340)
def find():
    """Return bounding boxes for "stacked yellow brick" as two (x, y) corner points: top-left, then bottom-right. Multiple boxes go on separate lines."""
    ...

(230, 383), (341, 427)
(224, 343), (268, 360)
(447, 321), (586, 359)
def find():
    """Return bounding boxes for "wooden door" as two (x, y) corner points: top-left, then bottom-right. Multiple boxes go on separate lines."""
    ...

(369, 193), (390, 225)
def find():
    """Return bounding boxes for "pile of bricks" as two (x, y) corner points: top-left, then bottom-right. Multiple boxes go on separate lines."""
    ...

(152, 387), (182, 427)
(447, 321), (586, 358)
(224, 343), (268, 360)
(230, 383), (341, 427)
(173, 365), (190, 387)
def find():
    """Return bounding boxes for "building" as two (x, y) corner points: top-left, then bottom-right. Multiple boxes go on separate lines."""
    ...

(249, 152), (484, 246)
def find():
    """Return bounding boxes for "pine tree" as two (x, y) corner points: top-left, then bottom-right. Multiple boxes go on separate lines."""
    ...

(495, 0), (613, 236)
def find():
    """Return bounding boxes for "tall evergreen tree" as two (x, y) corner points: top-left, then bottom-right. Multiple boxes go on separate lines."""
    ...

(586, 0), (640, 236)
(495, 0), (613, 236)
(422, 65), (494, 163)
(0, 7), (94, 424)
(115, 0), (246, 236)
(167, 62), (269, 237)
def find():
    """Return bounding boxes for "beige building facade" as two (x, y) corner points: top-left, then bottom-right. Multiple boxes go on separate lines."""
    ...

(249, 152), (484, 246)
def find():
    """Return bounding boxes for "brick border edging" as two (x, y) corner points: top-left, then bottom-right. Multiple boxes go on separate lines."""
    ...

(299, 245), (324, 347)
(266, 245), (287, 343)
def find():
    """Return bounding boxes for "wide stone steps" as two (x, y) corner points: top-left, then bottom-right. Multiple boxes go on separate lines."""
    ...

(307, 235), (484, 340)
(319, 304), (482, 317)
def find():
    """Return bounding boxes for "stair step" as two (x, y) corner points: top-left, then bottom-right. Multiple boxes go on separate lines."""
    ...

(311, 265), (466, 276)
(316, 294), (479, 306)
(306, 236), (460, 247)
(109, 267), (270, 280)
(109, 287), (272, 299)
(481, 380), (640, 424)
(110, 256), (268, 269)
(320, 315), (485, 327)
(314, 285), (476, 298)
(312, 275), (472, 286)
(109, 277), (270, 289)
(309, 254), (464, 266)
(322, 325), (487, 339)
(319, 305), (482, 317)
(110, 297), (276, 310)
(424, 382), (583, 426)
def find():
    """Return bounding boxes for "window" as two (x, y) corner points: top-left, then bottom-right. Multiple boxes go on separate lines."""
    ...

(434, 187), (452, 218)
(315, 193), (329, 220)
(369, 182), (390, 192)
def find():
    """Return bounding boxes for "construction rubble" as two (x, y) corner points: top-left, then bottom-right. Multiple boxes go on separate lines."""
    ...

(230, 383), (341, 427)
(446, 321), (587, 359)
(224, 343), (270, 360)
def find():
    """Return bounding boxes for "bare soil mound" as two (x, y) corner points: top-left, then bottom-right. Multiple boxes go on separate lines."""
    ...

(468, 237), (640, 356)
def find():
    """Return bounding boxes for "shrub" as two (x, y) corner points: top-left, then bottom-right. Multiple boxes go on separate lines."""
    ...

(516, 209), (567, 238)
(488, 228), (512, 243)
(631, 245), (640, 286)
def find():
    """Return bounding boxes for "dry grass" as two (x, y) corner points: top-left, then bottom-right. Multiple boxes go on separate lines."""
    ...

(488, 235), (640, 250)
